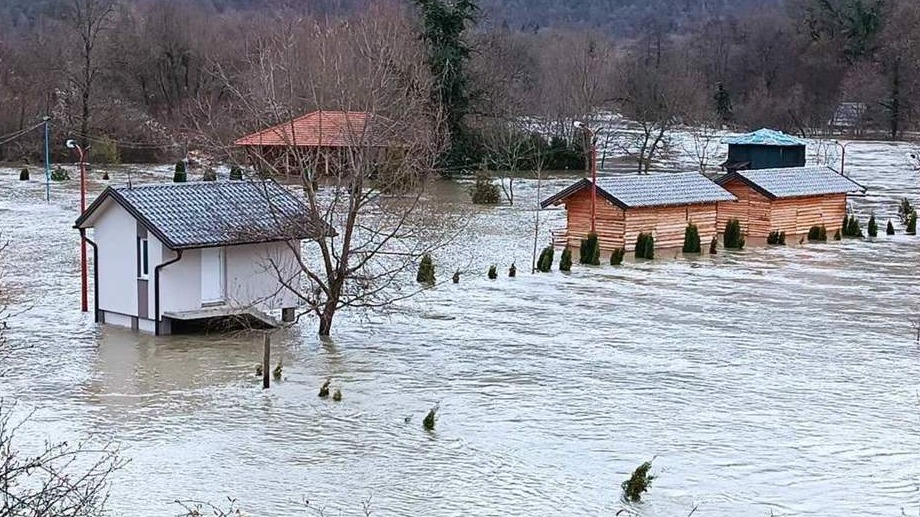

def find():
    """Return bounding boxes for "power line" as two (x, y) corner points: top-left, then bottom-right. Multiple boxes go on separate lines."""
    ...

(0, 123), (43, 147)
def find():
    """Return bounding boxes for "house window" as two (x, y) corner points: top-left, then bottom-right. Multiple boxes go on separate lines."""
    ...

(137, 238), (149, 279)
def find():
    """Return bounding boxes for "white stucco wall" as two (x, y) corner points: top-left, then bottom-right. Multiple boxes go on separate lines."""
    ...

(93, 201), (139, 318)
(225, 241), (301, 311)
(157, 248), (202, 316)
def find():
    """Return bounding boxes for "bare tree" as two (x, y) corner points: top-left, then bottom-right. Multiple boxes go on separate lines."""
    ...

(197, 4), (466, 336)
(681, 123), (721, 175)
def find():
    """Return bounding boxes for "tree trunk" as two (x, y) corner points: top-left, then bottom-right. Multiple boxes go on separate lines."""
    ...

(318, 304), (336, 336)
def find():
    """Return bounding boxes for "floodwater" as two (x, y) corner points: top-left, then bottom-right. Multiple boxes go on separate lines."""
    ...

(2, 139), (920, 516)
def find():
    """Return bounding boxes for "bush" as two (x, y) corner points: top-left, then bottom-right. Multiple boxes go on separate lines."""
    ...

(842, 214), (863, 238)
(682, 223), (701, 253)
(908, 212), (917, 235)
(833, 229), (841, 240)
(622, 460), (656, 503)
(868, 214), (878, 237)
(634, 233), (654, 260)
(229, 165), (243, 180)
(88, 136), (120, 165)
(723, 218), (744, 249)
(899, 198), (914, 225)
(559, 248), (573, 271)
(537, 246), (554, 272)
(202, 168), (217, 181)
(50, 166), (69, 181)
(709, 235), (718, 255)
(488, 265), (498, 279)
(174, 161), (187, 183)
(508, 263), (516, 277)
(610, 247), (625, 265)
(887, 220), (895, 235)
(579, 233), (600, 265)
(416, 254), (435, 284)
(19, 168), (28, 181)
(767, 230), (786, 245)
(423, 404), (439, 431)
(807, 225), (828, 242)
(470, 172), (500, 204)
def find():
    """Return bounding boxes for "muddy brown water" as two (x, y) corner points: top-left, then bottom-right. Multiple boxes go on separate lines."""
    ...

(1, 140), (919, 516)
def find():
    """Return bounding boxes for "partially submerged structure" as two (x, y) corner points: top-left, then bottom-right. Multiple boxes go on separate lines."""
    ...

(716, 166), (866, 240)
(720, 128), (806, 173)
(74, 180), (332, 335)
(541, 172), (737, 253)
(234, 110), (396, 175)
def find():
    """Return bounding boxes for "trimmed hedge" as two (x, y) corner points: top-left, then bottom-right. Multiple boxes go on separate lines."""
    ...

(579, 233), (600, 265)
(174, 160), (187, 183)
(537, 246), (554, 272)
(634, 233), (654, 260)
(682, 223), (701, 253)
(559, 249), (573, 271)
(868, 214), (878, 237)
(807, 225), (828, 242)
(767, 230), (786, 245)
(723, 218), (744, 249)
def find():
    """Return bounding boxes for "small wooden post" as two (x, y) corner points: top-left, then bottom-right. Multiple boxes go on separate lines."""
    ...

(262, 333), (271, 389)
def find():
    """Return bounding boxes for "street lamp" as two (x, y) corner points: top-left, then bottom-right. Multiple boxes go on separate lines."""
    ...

(67, 139), (89, 313)
(832, 140), (853, 177)
(574, 121), (598, 233)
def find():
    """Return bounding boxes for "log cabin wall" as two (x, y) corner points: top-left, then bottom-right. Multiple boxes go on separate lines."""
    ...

(717, 179), (771, 237)
(563, 189), (626, 250)
(623, 204), (720, 251)
(770, 194), (847, 236)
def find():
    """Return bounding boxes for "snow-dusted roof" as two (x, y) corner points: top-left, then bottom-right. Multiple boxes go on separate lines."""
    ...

(717, 166), (866, 199)
(721, 128), (807, 147)
(541, 172), (737, 209)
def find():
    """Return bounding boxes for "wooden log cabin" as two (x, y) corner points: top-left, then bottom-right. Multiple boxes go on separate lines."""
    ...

(715, 166), (866, 240)
(541, 172), (737, 254)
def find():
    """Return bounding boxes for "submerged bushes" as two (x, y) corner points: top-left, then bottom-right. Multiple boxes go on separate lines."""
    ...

(682, 223), (701, 253)
(537, 246), (554, 272)
(622, 460), (656, 503)
(610, 247), (625, 265)
(868, 214), (878, 237)
(841, 214), (863, 238)
(470, 172), (500, 204)
(416, 254), (435, 284)
(579, 233), (600, 265)
(723, 218), (744, 249)
(559, 248), (573, 272)
(634, 233), (654, 260)
(808, 225), (828, 242)
(767, 230), (786, 245)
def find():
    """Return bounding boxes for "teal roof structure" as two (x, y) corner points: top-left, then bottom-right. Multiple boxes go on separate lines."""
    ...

(721, 128), (807, 146)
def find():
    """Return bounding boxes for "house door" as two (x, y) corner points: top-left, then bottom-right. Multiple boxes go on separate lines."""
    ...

(201, 248), (226, 304)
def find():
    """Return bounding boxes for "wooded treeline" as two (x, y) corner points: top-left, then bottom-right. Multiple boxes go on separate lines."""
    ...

(0, 0), (918, 165)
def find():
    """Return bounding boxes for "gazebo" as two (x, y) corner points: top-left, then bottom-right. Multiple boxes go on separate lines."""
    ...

(234, 111), (395, 176)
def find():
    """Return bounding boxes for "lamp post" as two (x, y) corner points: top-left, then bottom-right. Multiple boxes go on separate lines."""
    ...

(832, 140), (852, 177)
(574, 121), (597, 234)
(67, 139), (88, 313)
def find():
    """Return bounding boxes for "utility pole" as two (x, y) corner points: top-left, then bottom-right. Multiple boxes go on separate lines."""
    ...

(43, 116), (51, 202)
(67, 139), (89, 312)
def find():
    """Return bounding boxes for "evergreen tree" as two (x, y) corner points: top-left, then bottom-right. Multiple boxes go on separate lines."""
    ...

(416, 254), (435, 284)
(559, 248), (573, 271)
(414, 0), (479, 172)
(537, 246), (554, 272)
(908, 212), (917, 235)
(610, 247), (625, 265)
(488, 265), (498, 279)
(634, 233), (654, 259)
(714, 82), (733, 125)
(723, 218), (744, 249)
(709, 235), (718, 255)
(682, 223), (701, 253)
(868, 214), (878, 237)
(174, 160), (187, 183)
(887, 220), (896, 235)
(580, 233), (600, 265)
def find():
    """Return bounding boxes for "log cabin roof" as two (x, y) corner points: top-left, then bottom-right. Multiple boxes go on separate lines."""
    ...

(721, 128), (807, 147)
(540, 172), (737, 209)
(74, 180), (335, 249)
(716, 166), (866, 200)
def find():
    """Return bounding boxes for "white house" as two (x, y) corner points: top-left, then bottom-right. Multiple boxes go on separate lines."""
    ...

(74, 180), (331, 335)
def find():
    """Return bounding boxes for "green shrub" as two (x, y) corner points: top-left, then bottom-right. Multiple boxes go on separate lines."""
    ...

(508, 263), (516, 277)
(174, 161), (187, 183)
(908, 212), (917, 235)
(452, 271), (460, 283)
(319, 379), (330, 398)
(273, 361), (282, 380)
(899, 198), (914, 225)
(887, 220), (895, 235)
(610, 247), (625, 265)
(634, 233), (654, 260)
(488, 265), (498, 279)
(470, 172), (500, 204)
(229, 165), (243, 180)
(622, 460), (656, 503)
(88, 136), (120, 165)
(416, 254), (435, 284)
(423, 404), (439, 431)
(579, 233), (600, 265)
(723, 218), (744, 249)
(19, 168), (28, 181)
(332, 388), (343, 402)
(867, 214), (878, 237)
(682, 223), (701, 253)
(559, 248), (573, 271)
(833, 229), (841, 240)
(842, 214), (863, 238)
(808, 225), (828, 242)
(50, 166), (69, 181)
(537, 246), (554, 272)
(202, 168), (217, 181)
(767, 230), (786, 245)
(709, 235), (718, 255)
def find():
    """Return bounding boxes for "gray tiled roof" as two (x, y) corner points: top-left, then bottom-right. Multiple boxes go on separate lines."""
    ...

(541, 172), (736, 209)
(75, 180), (332, 249)
(729, 166), (866, 199)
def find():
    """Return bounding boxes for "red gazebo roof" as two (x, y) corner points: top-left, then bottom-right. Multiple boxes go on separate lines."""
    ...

(234, 111), (389, 148)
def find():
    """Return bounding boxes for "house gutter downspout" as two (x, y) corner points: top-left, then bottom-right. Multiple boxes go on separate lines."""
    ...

(154, 249), (183, 336)
(79, 229), (100, 323)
